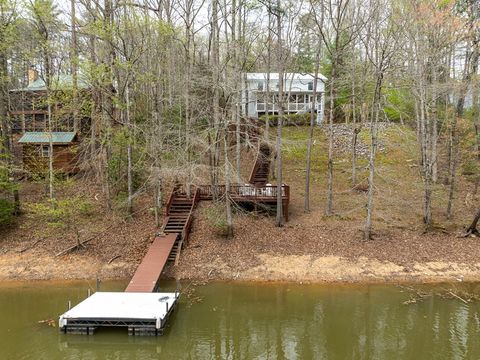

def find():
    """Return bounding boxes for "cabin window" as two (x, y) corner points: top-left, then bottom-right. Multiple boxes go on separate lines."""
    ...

(41, 145), (50, 157)
(308, 81), (314, 91)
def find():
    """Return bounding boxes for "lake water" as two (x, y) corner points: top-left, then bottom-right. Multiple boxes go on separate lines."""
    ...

(1, 280), (479, 359)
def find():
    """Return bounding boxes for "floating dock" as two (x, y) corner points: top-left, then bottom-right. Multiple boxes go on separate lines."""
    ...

(59, 234), (180, 336)
(59, 292), (178, 335)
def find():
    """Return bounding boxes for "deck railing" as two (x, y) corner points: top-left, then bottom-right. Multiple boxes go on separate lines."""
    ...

(196, 184), (289, 201)
(257, 102), (322, 113)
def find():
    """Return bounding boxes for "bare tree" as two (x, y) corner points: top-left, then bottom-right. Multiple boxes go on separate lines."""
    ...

(363, 0), (400, 240)
(311, 0), (361, 216)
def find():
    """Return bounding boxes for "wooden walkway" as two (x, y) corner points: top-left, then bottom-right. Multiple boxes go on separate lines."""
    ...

(125, 233), (178, 293)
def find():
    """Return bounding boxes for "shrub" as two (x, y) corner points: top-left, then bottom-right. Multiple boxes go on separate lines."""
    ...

(204, 203), (229, 236)
(0, 199), (14, 225)
(462, 160), (480, 186)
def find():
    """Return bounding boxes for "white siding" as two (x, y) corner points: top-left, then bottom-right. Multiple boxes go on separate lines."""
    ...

(242, 72), (327, 124)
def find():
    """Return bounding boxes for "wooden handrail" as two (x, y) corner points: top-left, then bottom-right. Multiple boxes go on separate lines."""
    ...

(248, 143), (261, 184)
(165, 183), (182, 215)
(165, 192), (174, 216)
(181, 188), (200, 245)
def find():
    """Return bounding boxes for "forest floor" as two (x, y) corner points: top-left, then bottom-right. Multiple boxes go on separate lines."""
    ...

(0, 123), (479, 284)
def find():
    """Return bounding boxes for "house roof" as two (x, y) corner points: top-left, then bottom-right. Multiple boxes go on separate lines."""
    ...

(18, 132), (77, 144)
(245, 72), (328, 82)
(11, 75), (89, 92)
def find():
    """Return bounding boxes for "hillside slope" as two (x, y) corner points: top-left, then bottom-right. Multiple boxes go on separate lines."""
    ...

(0, 123), (479, 282)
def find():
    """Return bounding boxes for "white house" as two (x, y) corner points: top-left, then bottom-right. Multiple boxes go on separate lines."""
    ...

(242, 72), (327, 124)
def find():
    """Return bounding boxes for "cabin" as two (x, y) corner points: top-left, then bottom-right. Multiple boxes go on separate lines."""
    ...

(8, 68), (91, 136)
(17, 132), (79, 175)
(242, 72), (327, 124)
(8, 67), (90, 175)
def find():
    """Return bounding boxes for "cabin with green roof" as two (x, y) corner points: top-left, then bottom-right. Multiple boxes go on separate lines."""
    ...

(8, 68), (90, 175)
(17, 131), (79, 174)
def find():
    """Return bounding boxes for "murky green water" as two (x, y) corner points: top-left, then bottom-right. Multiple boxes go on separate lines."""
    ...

(0, 281), (480, 359)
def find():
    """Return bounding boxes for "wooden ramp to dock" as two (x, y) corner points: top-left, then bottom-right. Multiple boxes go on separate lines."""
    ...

(125, 233), (178, 293)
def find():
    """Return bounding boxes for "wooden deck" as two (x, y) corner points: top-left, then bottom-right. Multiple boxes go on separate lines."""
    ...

(124, 233), (178, 293)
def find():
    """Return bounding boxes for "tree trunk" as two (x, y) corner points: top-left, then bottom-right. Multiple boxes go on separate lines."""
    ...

(45, 49), (54, 200)
(210, 0), (220, 200)
(265, 7), (272, 141)
(446, 113), (458, 219)
(275, 0), (284, 227)
(365, 74), (382, 240)
(224, 136), (233, 238)
(326, 57), (336, 216)
(304, 52), (320, 212)
(126, 83), (133, 216)
(466, 207), (480, 235)
(0, 52), (9, 153)
(352, 126), (360, 186)
(71, 0), (79, 133)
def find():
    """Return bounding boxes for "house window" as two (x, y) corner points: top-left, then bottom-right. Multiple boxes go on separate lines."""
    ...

(257, 81), (264, 91)
(308, 81), (314, 91)
(41, 145), (50, 157)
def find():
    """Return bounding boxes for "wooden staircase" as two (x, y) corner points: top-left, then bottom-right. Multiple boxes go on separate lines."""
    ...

(162, 187), (199, 263)
(160, 143), (280, 265)
(249, 144), (272, 186)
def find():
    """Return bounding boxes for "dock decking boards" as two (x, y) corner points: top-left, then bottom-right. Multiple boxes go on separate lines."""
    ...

(125, 233), (178, 293)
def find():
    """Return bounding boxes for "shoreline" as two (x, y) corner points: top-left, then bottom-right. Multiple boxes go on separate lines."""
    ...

(1, 251), (479, 285)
